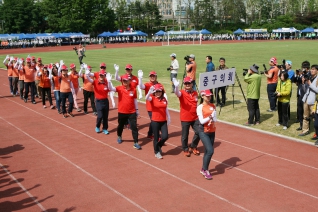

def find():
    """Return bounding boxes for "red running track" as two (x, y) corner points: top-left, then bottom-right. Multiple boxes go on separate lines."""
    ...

(1, 54), (318, 211)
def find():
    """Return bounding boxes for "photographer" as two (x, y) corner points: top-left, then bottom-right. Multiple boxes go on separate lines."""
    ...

(186, 54), (197, 90)
(168, 53), (179, 93)
(264, 57), (279, 112)
(275, 71), (292, 130)
(215, 57), (228, 106)
(244, 64), (262, 126)
(299, 64), (318, 136)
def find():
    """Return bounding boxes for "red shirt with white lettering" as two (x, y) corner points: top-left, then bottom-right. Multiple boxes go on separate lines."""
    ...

(178, 90), (199, 121)
(93, 79), (109, 100)
(116, 85), (136, 114)
(149, 95), (168, 122)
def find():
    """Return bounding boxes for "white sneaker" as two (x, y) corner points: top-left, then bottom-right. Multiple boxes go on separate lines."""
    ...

(155, 152), (163, 159)
(276, 123), (280, 126)
(283, 126), (287, 130)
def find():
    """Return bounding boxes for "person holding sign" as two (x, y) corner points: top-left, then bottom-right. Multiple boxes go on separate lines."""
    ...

(196, 90), (217, 180)
(244, 64), (262, 126)
(215, 57), (229, 107)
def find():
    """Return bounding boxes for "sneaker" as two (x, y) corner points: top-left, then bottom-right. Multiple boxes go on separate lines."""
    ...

(95, 127), (100, 133)
(155, 152), (163, 159)
(296, 127), (302, 131)
(184, 150), (190, 157)
(255, 121), (260, 125)
(147, 135), (154, 140)
(32, 101), (36, 104)
(77, 108), (82, 112)
(68, 112), (74, 117)
(102, 129), (109, 135)
(298, 131), (310, 136)
(267, 109), (274, 112)
(50, 105), (55, 109)
(23, 98), (27, 103)
(283, 126), (287, 130)
(58, 110), (62, 114)
(63, 113), (68, 118)
(117, 136), (122, 144)
(189, 147), (200, 156)
(200, 168), (212, 180)
(243, 122), (253, 126)
(133, 143), (141, 150)
(43, 105), (47, 109)
(84, 111), (88, 114)
(276, 123), (281, 126)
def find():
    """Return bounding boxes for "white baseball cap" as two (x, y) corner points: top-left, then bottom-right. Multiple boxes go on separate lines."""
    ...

(170, 53), (176, 58)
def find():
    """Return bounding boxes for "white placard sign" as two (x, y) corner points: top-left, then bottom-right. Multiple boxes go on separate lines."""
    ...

(198, 68), (236, 90)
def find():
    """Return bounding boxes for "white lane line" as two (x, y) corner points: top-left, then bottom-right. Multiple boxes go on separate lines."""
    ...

(0, 117), (148, 212)
(0, 95), (251, 212)
(0, 163), (48, 212)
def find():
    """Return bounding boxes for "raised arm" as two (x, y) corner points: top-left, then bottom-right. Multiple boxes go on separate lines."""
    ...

(145, 86), (155, 101)
(106, 73), (116, 92)
(138, 70), (145, 89)
(114, 64), (121, 81)
(173, 78), (182, 97)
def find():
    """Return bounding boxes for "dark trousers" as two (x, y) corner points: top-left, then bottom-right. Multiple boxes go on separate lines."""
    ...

(147, 111), (153, 137)
(78, 56), (83, 64)
(83, 90), (96, 112)
(19, 80), (24, 98)
(8, 77), (13, 93)
(151, 121), (168, 153)
(60, 92), (74, 113)
(267, 83), (277, 110)
(181, 120), (200, 151)
(247, 98), (260, 124)
(24, 82), (35, 102)
(314, 113), (318, 136)
(277, 101), (289, 127)
(117, 112), (138, 143)
(12, 77), (19, 95)
(96, 98), (109, 130)
(199, 132), (215, 171)
(41, 87), (53, 106)
(216, 86), (226, 104)
(170, 73), (177, 91)
(297, 96), (304, 128)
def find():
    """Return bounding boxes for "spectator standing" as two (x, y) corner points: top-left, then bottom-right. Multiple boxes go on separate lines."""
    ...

(168, 53), (179, 93)
(264, 57), (279, 112)
(215, 57), (229, 106)
(186, 54), (197, 90)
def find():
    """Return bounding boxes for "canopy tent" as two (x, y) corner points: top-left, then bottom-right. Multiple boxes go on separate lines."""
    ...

(233, 28), (244, 34)
(272, 27), (299, 33)
(108, 31), (147, 37)
(301, 27), (314, 33)
(36, 33), (55, 39)
(244, 29), (267, 33)
(0, 34), (18, 40)
(97, 31), (112, 37)
(188, 29), (200, 35)
(154, 30), (165, 36)
(200, 29), (212, 34)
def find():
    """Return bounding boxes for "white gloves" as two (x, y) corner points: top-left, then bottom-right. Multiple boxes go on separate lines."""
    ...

(106, 73), (112, 81)
(59, 60), (64, 66)
(55, 62), (59, 68)
(110, 91), (115, 108)
(83, 63), (88, 69)
(36, 66), (40, 71)
(211, 110), (217, 122)
(85, 69), (90, 75)
(114, 64), (119, 72)
(149, 86), (155, 93)
(18, 59), (23, 65)
(27, 54), (31, 59)
(138, 70), (143, 79)
(3, 55), (9, 63)
(172, 78), (179, 87)
(137, 86), (143, 99)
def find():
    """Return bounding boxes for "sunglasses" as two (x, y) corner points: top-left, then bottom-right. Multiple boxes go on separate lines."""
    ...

(125, 68), (132, 70)
(99, 74), (105, 77)
(184, 82), (192, 85)
(155, 90), (162, 93)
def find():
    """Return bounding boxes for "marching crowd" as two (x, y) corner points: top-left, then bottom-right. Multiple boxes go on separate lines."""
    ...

(3, 52), (217, 180)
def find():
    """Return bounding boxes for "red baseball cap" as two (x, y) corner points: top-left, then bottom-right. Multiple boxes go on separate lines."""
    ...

(87, 65), (92, 70)
(26, 58), (31, 62)
(37, 57), (42, 61)
(99, 70), (106, 75)
(200, 90), (212, 97)
(43, 64), (48, 68)
(21, 58), (24, 61)
(149, 71), (157, 76)
(70, 63), (76, 69)
(14, 57), (18, 61)
(183, 77), (193, 83)
(125, 64), (133, 70)
(154, 84), (163, 91)
(270, 57), (277, 65)
(61, 65), (68, 71)
(31, 56), (36, 60)
(100, 62), (106, 68)
(122, 74), (131, 81)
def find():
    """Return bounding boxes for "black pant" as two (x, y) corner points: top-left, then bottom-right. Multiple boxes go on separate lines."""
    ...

(41, 87), (53, 106)
(247, 98), (260, 124)
(277, 101), (289, 127)
(96, 98), (109, 130)
(78, 56), (83, 64)
(60, 92), (74, 113)
(216, 86), (226, 104)
(83, 90), (96, 112)
(24, 82), (35, 102)
(151, 121), (168, 153)
(12, 77), (19, 95)
(147, 111), (153, 137)
(19, 80), (24, 98)
(181, 120), (200, 151)
(297, 96), (304, 128)
(267, 83), (277, 110)
(117, 113), (138, 143)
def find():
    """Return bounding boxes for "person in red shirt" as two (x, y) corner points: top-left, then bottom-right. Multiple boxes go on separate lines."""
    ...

(60, 65), (75, 118)
(107, 73), (141, 150)
(21, 57), (37, 104)
(37, 65), (54, 109)
(86, 69), (110, 135)
(145, 84), (170, 159)
(69, 63), (81, 112)
(139, 70), (161, 139)
(95, 62), (115, 108)
(3, 55), (14, 95)
(196, 90), (217, 180)
(79, 65), (97, 115)
(173, 76), (200, 157)
(114, 64), (139, 89)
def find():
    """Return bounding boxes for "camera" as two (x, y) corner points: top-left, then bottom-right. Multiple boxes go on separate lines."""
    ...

(303, 72), (311, 81)
(243, 68), (248, 76)
(272, 92), (278, 97)
(277, 59), (286, 70)
(167, 66), (172, 71)
(260, 64), (268, 75)
(184, 55), (191, 64)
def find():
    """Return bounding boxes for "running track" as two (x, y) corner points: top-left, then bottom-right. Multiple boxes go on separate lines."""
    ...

(1, 41), (318, 211)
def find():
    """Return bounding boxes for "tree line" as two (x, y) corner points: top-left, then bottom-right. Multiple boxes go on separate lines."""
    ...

(0, 0), (318, 36)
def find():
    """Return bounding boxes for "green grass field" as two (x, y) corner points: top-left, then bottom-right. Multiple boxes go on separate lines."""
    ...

(1, 40), (317, 143)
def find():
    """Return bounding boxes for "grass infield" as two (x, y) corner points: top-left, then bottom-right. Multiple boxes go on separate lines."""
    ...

(1, 40), (317, 143)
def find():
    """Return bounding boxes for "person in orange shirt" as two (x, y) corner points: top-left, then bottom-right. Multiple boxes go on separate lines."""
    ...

(196, 90), (217, 180)
(107, 73), (141, 150)
(35, 58), (44, 99)
(186, 54), (197, 91)
(86, 69), (110, 134)
(50, 63), (62, 114)
(17, 58), (25, 99)
(3, 55), (14, 95)
(173, 76), (200, 157)
(21, 58), (36, 104)
(38, 65), (54, 109)
(69, 63), (81, 112)
(145, 84), (170, 159)
(79, 65), (97, 115)
(60, 65), (75, 118)
(11, 57), (19, 96)
(264, 57), (279, 112)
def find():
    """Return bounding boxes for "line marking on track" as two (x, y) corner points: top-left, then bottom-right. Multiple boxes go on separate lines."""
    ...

(0, 117), (148, 212)
(0, 96), (251, 212)
(0, 163), (48, 212)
